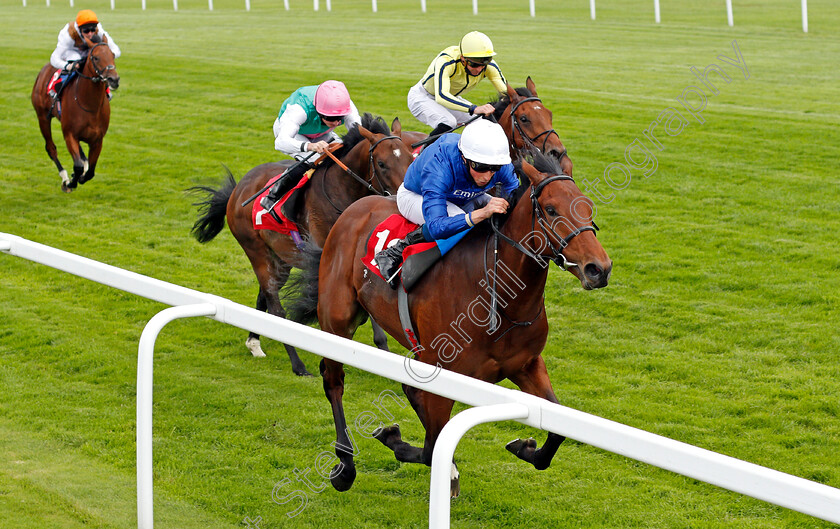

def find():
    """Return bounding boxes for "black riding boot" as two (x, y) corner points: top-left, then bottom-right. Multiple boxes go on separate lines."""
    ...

(260, 162), (311, 210)
(427, 123), (452, 144)
(374, 227), (426, 289)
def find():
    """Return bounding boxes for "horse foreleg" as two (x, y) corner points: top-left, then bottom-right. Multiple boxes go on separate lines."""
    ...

(370, 319), (390, 351)
(63, 133), (84, 189)
(506, 356), (566, 470)
(36, 113), (69, 190)
(245, 289), (267, 358)
(320, 359), (358, 492)
(79, 140), (98, 184)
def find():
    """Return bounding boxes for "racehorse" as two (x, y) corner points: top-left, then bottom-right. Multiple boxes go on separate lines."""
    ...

(286, 151), (611, 495)
(396, 77), (573, 176)
(31, 41), (120, 192)
(190, 114), (412, 376)
(492, 77), (573, 176)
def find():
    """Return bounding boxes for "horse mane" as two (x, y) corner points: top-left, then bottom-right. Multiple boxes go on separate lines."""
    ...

(490, 87), (534, 121)
(322, 113), (390, 169)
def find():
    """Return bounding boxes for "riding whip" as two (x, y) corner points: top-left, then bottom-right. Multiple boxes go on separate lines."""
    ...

(410, 115), (483, 149)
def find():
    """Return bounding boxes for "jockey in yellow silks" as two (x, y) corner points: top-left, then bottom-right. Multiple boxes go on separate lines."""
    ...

(407, 31), (507, 138)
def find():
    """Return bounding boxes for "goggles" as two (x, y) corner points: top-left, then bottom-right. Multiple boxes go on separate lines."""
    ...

(80, 25), (98, 34)
(468, 159), (502, 173)
(465, 56), (492, 67)
(319, 113), (345, 123)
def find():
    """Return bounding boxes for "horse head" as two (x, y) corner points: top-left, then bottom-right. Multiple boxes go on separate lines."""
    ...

(497, 78), (573, 177)
(84, 42), (120, 91)
(512, 151), (611, 290)
(356, 120), (413, 196)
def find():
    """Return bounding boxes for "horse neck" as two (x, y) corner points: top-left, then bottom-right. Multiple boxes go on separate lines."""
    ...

(75, 61), (107, 108)
(489, 192), (551, 312)
(312, 140), (372, 214)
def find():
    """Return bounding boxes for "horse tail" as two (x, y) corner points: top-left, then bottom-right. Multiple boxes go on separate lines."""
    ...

(283, 240), (323, 325)
(189, 167), (236, 244)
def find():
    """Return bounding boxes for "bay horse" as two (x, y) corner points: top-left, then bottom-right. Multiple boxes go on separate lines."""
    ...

(31, 41), (120, 193)
(492, 77), (574, 176)
(397, 77), (573, 176)
(286, 151), (611, 495)
(190, 114), (412, 376)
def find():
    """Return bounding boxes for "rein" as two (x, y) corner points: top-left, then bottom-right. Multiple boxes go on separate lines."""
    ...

(509, 96), (568, 163)
(490, 174), (598, 270)
(324, 134), (401, 197)
(72, 43), (114, 114)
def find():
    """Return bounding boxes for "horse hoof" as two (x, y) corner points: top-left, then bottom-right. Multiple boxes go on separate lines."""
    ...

(373, 424), (401, 445)
(450, 476), (460, 499)
(245, 337), (266, 358)
(329, 464), (356, 492)
(505, 438), (537, 461)
(61, 182), (73, 193)
(294, 368), (314, 377)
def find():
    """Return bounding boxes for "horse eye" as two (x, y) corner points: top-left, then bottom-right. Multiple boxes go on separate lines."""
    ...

(377, 160), (386, 170)
(519, 115), (529, 123)
(545, 205), (557, 216)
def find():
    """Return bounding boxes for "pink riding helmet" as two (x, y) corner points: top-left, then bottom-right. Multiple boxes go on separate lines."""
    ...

(314, 80), (352, 117)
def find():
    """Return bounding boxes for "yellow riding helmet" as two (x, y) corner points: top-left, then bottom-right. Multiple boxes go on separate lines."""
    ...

(75, 9), (98, 27)
(459, 31), (496, 59)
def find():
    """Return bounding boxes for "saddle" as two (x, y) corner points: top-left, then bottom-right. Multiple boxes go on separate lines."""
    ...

(251, 170), (313, 241)
(362, 214), (472, 291)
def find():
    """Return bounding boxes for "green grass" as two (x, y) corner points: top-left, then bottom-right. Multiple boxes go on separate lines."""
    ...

(1, 0), (839, 527)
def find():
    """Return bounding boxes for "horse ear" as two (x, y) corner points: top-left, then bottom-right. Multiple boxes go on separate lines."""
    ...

(390, 117), (402, 136)
(505, 83), (520, 102)
(358, 125), (376, 143)
(526, 76), (537, 97)
(520, 159), (546, 187)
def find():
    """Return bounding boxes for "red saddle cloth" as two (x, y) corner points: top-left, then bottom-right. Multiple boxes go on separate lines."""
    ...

(251, 172), (308, 234)
(362, 214), (435, 281)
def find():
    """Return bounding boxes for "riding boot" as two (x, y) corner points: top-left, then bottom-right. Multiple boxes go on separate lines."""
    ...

(428, 123), (452, 141)
(260, 162), (311, 211)
(374, 227), (426, 289)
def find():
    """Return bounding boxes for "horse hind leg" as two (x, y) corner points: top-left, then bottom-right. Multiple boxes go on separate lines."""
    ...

(245, 289), (268, 357)
(320, 358), (358, 492)
(263, 266), (312, 377)
(35, 112), (70, 191)
(370, 319), (390, 351)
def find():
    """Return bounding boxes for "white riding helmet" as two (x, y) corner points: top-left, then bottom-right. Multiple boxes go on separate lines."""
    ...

(458, 120), (511, 166)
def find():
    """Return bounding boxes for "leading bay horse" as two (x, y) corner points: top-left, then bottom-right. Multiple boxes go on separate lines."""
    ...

(191, 114), (412, 376)
(32, 41), (120, 192)
(286, 151), (611, 495)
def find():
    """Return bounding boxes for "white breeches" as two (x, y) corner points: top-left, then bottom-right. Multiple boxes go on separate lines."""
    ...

(273, 117), (339, 161)
(396, 184), (489, 226)
(407, 81), (473, 129)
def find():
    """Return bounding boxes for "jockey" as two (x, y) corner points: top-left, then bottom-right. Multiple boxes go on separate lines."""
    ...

(261, 80), (362, 210)
(374, 120), (519, 288)
(407, 31), (507, 139)
(48, 9), (121, 101)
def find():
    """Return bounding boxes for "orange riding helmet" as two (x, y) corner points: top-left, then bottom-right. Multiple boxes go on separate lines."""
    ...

(75, 9), (98, 27)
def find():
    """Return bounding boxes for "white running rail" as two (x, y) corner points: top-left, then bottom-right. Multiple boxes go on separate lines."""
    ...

(2, 231), (839, 528)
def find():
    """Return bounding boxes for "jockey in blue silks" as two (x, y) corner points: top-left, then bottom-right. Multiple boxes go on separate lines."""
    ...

(374, 119), (518, 288)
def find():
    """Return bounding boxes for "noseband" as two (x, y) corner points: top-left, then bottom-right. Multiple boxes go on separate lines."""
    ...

(77, 43), (116, 83)
(491, 174), (598, 270)
(509, 97), (568, 163)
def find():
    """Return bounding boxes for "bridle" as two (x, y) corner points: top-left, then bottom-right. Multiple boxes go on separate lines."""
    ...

(508, 96), (568, 163)
(72, 43), (116, 114)
(75, 43), (116, 84)
(322, 134), (403, 213)
(490, 174), (598, 271)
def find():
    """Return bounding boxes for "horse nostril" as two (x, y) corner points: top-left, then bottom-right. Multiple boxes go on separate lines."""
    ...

(584, 263), (602, 280)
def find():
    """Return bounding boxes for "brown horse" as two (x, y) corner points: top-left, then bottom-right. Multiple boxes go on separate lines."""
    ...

(191, 114), (412, 376)
(286, 151), (611, 494)
(397, 78), (573, 176)
(32, 41), (120, 192)
(492, 77), (574, 176)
